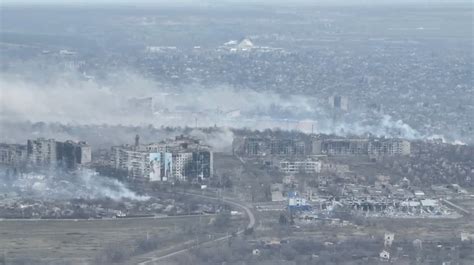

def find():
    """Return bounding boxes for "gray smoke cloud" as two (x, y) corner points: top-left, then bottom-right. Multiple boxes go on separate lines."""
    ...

(189, 127), (235, 152)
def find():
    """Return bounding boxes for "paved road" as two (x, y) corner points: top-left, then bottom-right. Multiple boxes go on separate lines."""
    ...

(0, 213), (215, 222)
(191, 192), (255, 229)
(137, 192), (255, 265)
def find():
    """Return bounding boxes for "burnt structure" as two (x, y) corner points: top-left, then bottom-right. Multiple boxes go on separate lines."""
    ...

(0, 144), (27, 166)
(233, 137), (310, 157)
(234, 135), (410, 158)
(26, 138), (91, 169)
(312, 137), (410, 157)
(56, 141), (92, 169)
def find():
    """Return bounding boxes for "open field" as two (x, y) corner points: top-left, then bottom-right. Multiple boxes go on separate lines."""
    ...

(0, 215), (215, 264)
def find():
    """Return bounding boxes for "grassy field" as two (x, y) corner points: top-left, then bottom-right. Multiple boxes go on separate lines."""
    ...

(0, 216), (215, 264)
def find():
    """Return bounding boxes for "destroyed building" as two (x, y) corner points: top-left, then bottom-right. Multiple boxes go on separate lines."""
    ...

(26, 138), (91, 169)
(312, 137), (411, 157)
(110, 135), (213, 183)
(27, 138), (58, 167)
(56, 141), (92, 168)
(279, 159), (322, 174)
(233, 136), (310, 157)
(368, 139), (411, 157)
(0, 143), (27, 166)
(313, 138), (370, 156)
(329, 95), (349, 111)
(234, 134), (410, 159)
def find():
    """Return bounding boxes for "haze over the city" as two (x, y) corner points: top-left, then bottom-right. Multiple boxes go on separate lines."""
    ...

(0, 0), (473, 264)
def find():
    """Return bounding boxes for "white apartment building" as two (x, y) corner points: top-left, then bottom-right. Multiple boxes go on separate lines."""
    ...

(280, 159), (322, 174)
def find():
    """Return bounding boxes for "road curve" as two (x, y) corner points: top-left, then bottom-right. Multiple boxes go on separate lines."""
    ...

(189, 192), (255, 230)
(137, 192), (255, 265)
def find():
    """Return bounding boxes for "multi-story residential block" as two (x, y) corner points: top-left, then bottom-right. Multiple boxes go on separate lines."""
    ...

(110, 136), (213, 183)
(57, 141), (92, 168)
(316, 138), (370, 156)
(110, 146), (149, 180)
(173, 152), (193, 181)
(26, 138), (91, 169)
(312, 137), (410, 157)
(368, 139), (411, 156)
(233, 137), (310, 157)
(280, 159), (322, 174)
(0, 144), (27, 166)
(27, 138), (58, 167)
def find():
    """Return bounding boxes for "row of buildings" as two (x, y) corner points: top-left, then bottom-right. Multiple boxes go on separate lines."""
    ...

(233, 136), (411, 158)
(312, 138), (411, 157)
(0, 138), (91, 169)
(110, 135), (213, 183)
(233, 137), (309, 157)
(1, 135), (214, 184)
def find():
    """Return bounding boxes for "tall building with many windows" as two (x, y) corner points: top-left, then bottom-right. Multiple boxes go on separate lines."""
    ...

(110, 136), (213, 183)
(27, 138), (58, 167)
(0, 144), (27, 166)
(26, 138), (91, 169)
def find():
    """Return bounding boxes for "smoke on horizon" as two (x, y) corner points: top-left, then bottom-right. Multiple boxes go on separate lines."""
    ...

(0, 62), (465, 145)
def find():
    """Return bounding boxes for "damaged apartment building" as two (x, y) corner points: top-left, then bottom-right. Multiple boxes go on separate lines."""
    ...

(233, 135), (410, 176)
(110, 135), (213, 183)
(233, 137), (310, 157)
(279, 159), (322, 175)
(233, 135), (410, 158)
(0, 143), (27, 166)
(311, 137), (411, 157)
(0, 138), (91, 169)
(27, 138), (91, 169)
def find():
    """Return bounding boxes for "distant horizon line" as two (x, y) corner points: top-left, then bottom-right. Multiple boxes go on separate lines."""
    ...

(2, 0), (472, 8)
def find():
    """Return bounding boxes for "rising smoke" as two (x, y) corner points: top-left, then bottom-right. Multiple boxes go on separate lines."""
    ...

(0, 61), (454, 145)
(0, 168), (149, 201)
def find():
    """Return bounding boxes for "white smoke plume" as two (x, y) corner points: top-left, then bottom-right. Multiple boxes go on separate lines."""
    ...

(188, 127), (235, 152)
(0, 62), (448, 143)
(1, 169), (149, 201)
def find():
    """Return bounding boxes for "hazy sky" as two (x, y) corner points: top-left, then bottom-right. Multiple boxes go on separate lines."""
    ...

(1, 0), (467, 6)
